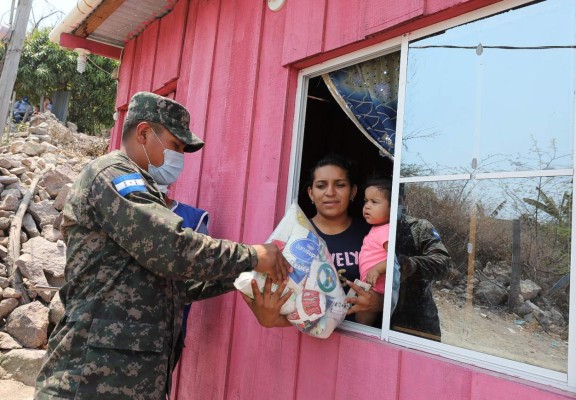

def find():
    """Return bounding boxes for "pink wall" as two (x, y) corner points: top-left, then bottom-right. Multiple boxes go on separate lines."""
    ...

(110, 0), (575, 398)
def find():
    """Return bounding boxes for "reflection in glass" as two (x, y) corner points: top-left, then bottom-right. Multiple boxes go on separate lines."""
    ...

(401, 0), (575, 177)
(395, 178), (571, 372)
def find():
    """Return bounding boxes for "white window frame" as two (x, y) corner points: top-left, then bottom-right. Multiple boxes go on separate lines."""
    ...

(286, 0), (576, 392)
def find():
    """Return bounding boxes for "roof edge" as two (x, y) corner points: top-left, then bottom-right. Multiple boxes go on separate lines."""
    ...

(49, 0), (106, 45)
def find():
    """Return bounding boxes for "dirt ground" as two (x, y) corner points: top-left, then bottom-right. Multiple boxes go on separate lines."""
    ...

(435, 290), (568, 372)
(0, 380), (34, 400)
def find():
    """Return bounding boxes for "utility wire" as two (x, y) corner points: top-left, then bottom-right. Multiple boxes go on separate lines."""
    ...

(411, 45), (576, 50)
(86, 55), (114, 75)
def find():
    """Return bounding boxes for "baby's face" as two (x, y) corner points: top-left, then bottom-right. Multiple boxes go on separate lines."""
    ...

(363, 186), (390, 225)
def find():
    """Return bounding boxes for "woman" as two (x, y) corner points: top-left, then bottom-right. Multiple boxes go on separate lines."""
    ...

(43, 97), (53, 112)
(306, 154), (371, 322)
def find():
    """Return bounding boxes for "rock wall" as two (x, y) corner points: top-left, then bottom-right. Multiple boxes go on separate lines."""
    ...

(0, 112), (108, 384)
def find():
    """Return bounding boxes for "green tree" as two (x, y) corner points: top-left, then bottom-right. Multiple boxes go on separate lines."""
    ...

(13, 27), (117, 135)
(524, 188), (572, 227)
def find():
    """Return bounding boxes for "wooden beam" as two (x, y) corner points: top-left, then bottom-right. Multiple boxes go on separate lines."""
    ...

(7, 168), (51, 304)
(60, 33), (122, 60)
(73, 0), (126, 38)
(0, 0), (33, 140)
(155, 79), (177, 97)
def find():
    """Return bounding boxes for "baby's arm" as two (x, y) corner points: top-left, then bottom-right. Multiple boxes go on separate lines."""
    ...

(365, 241), (389, 286)
(366, 261), (387, 286)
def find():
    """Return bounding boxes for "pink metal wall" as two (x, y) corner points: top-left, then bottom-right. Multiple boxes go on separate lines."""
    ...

(110, 0), (575, 398)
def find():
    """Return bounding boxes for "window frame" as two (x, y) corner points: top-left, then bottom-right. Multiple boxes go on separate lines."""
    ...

(286, 0), (576, 392)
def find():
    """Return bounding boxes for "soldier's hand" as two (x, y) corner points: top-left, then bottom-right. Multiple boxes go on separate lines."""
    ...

(240, 278), (292, 328)
(252, 243), (293, 283)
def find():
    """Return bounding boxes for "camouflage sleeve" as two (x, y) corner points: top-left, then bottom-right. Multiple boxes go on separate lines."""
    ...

(184, 278), (236, 303)
(408, 219), (451, 281)
(88, 163), (258, 281)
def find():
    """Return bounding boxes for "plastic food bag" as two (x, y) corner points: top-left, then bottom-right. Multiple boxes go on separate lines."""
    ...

(234, 203), (348, 338)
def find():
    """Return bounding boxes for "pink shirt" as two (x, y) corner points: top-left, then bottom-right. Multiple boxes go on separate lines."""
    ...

(359, 224), (389, 294)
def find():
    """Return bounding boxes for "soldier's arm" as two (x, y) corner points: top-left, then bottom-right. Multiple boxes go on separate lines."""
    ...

(404, 219), (450, 281)
(88, 165), (257, 282)
(184, 278), (236, 303)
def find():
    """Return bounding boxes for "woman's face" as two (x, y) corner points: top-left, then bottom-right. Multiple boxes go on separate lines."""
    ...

(308, 165), (357, 219)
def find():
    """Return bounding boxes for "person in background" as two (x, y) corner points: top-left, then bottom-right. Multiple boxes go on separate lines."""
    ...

(13, 96), (32, 123)
(306, 154), (371, 323)
(34, 92), (292, 399)
(355, 177), (392, 326)
(43, 97), (53, 112)
(159, 184), (211, 366)
(346, 183), (450, 341)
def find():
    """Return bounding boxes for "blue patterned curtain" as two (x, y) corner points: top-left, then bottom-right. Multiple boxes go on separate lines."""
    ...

(322, 52), (400, 160)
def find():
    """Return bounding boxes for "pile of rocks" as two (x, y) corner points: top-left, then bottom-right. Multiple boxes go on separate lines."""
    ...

(440, 260), (568, 338)
(0, 113), (108, 385)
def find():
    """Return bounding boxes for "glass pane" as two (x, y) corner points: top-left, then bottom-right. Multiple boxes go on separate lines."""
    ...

(394, 177), (571, 372)
(401, 0), (576, 177)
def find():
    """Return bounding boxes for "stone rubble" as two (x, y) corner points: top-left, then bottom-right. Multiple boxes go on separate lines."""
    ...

(439, 260), (568, 338)
(0, 112), (108, 385)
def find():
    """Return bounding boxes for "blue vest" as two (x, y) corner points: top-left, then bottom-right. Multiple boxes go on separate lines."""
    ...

(171, 201), (209, 233)
(170, 201), (209, 338)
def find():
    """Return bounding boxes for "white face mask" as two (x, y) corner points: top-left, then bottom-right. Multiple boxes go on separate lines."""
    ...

(142, 128), (185, 185)
(157, 184), (169, 194)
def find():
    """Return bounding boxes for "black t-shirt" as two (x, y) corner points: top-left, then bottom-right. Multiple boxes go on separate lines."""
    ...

(312, 218), (370, 323)
(311, 218), (371, 285)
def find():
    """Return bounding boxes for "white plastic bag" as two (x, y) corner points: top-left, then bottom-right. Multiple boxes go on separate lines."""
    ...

(234, 203), (348, 338)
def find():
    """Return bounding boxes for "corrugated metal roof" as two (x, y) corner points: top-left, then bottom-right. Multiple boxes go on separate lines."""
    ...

(74, 0), (178, 47)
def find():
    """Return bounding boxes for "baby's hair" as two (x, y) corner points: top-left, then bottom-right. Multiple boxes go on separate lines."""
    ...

(365, 177), (392, 203)
(308, 154), (358, 187)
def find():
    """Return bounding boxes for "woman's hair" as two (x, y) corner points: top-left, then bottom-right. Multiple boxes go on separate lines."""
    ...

(364, 176), (392, 203)
(308, 154), (358, 187)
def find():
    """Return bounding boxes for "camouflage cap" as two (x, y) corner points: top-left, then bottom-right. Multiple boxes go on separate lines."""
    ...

(124, 92), (204, 152)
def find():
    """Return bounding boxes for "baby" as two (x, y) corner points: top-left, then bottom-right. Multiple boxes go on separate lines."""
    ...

(356, 177), (391, 326)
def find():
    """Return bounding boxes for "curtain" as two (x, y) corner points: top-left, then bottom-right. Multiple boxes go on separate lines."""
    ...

(322, 52), (400, 160)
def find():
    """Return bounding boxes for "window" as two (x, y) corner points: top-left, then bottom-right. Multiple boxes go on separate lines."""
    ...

(288, 0), (575, 391)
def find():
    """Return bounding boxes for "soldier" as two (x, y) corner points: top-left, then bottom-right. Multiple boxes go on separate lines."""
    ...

(34, 92), (292, 399)
(390, 210), (450, 341)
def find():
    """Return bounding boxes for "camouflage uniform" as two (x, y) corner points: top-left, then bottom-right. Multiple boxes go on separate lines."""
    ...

(391, 215), (450, 341)
(34, 93), (257, 399)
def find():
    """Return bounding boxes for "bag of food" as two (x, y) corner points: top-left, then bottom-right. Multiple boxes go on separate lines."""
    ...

(234, 203), (348, 338)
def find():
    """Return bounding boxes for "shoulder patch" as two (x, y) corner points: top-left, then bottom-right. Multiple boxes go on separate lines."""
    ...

(431, 228), (441, 240)
(112, 173), (147, 197)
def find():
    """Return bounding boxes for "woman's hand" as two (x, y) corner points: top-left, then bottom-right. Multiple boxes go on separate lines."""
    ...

(240, 277), (293, 328)
(345, 280), (384, 314)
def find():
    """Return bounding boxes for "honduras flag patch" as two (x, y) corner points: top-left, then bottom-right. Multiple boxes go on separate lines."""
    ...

(112, 173), (147, 197)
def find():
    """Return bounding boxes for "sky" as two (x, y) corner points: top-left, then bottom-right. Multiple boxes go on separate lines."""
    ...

(0, 0), (79, 30)
(398, 0), (574, 218)
(401, 0), (574, 176)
